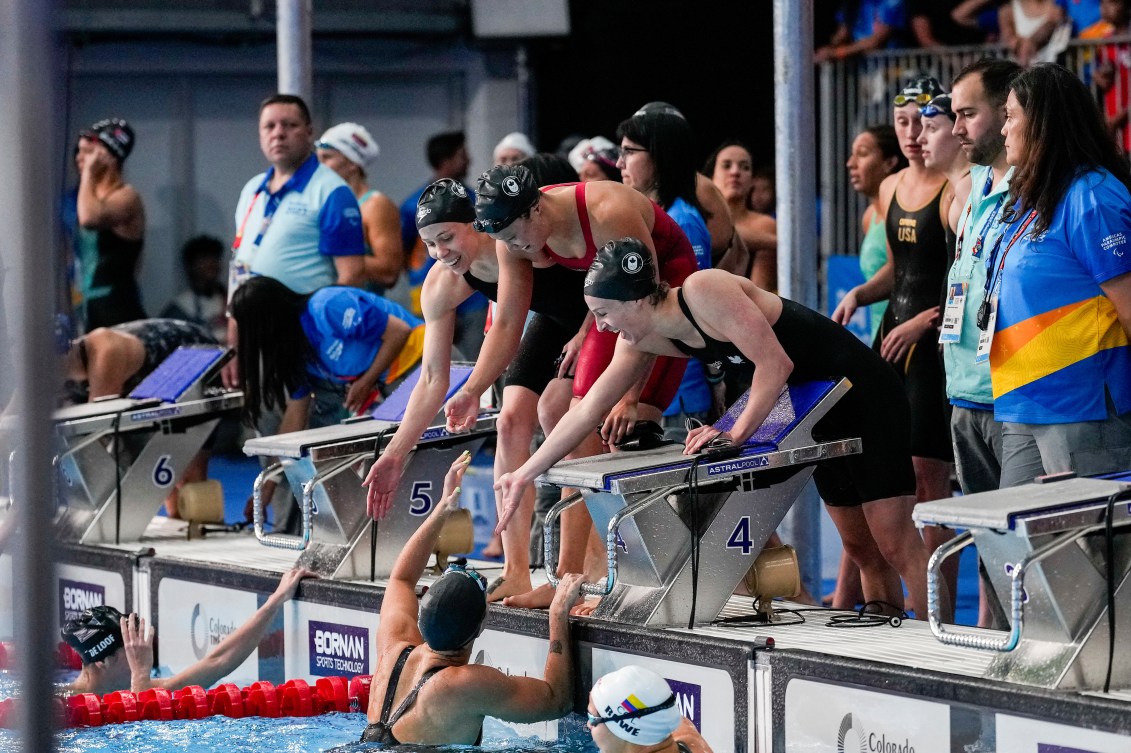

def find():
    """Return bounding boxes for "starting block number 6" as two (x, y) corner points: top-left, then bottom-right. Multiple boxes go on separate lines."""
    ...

(409, 481), (433, 516)
(152, 455), (175, 488)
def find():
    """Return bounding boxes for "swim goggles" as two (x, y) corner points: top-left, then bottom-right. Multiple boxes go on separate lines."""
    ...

(892, 91), (934, 107)
(444, 563), (488, 593)
(919, 94), (954, 120)
(587, 694), (677, 727)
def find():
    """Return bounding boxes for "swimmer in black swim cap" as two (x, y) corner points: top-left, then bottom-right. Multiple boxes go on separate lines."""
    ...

(62, 604), (126, 666)
(584, 237), (660, 302)
(473, 164), (540, 234)
(416, 178), (476, 230)
(362, 451), (586, 746)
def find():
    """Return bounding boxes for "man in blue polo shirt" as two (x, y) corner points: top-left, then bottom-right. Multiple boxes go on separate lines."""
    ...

(225, 93), (366, 374)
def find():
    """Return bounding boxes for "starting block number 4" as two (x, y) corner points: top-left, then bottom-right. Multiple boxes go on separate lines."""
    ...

(409, 481), (433, 516)
(726, 517), (755, 555)
(152, 455), (175, 488)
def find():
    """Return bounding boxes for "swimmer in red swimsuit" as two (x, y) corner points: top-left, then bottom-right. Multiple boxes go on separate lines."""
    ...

(445, 164), (697, 608)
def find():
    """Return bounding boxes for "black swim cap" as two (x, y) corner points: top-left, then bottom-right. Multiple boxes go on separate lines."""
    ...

(416, 179), (476, 230)
(473, 165), (540, 234)
(61, 605), (125, 665)
(584, 237), (658, 301)
(893, 76), (945, 107)
(633, 101), (684, 119)
(418, 565), (487, 652)
(79, 118), (135, 164)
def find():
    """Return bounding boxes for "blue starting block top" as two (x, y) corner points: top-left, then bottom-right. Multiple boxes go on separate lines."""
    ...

(128, 347), (227, 403)
(541, 379), (857, 493)
(370, 363), (475, 422)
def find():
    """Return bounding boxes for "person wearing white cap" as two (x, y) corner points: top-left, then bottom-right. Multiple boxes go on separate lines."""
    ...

(317, 122), (403, 290)
(588, 666), (711, 753)
(493, 131), (536, 166)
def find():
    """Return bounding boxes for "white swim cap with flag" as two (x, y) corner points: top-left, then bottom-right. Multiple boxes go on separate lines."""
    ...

(493, 131), (536, 162)
(590, 666), (682, 745)
(317, 122), (380, 170)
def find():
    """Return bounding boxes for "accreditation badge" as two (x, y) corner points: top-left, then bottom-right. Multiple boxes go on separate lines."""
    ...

(938, 282), (966, 344)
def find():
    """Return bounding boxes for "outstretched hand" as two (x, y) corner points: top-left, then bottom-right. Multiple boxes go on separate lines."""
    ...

(493, 471), (529, 534)
(121, 613), (155, 686)
(444, 389), (479, 433)
(273, 566), (317, 600)
(441, 451), (473, 512)
(684, 425), (735, 456)
(363, 452), (404, 520)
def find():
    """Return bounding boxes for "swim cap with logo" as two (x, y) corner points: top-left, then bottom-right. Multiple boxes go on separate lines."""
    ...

(416, 178), (476, 230)
(316, 122), (380, 170)
(589, 666), (682, 745)
(584, 237), (658, 301)
(418, 564), (488, 651)
(61, 605), (125, 665)
(473, 164), (540, 233)
(79, 118), (135, 164)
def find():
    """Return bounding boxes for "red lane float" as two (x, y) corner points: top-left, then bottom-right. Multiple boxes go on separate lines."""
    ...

(0, 674), (373, 729)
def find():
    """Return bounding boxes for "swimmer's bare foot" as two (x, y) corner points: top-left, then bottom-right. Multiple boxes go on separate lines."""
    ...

(482, 533), (504, 559)
(570, 597), (600, 617)
(502, 582), (584, 611)
(486, 573), (533, 603)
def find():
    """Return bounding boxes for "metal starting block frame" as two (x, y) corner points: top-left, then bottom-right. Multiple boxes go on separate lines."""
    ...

(53, 346), (241, 544)
(244, 363), (496, 580)
(915, 475), (1131, 690)
(540, 378), (860, 628)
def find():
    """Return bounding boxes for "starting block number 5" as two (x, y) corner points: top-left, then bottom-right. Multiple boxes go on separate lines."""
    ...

(409, 481), (433, 516)
(726, 516), (755, 555)
(152, 455), (175, 488)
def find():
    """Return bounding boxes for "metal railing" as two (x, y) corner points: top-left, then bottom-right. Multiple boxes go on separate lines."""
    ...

(817, 37), (1131, 267)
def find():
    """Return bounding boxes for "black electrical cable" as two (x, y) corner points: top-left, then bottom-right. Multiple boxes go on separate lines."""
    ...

(367, 427), (393, 582)
(1100, 488), (1131, 693)
(712, 600), (906, 629)
(685, 454), (703, 630)
(112, 410), (125, 546)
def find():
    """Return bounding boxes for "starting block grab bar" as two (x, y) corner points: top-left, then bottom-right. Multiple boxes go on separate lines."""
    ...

(253, 453), (366, 552)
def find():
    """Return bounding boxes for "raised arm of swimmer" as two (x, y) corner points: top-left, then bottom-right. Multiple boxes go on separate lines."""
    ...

(362, 265), (462, 519)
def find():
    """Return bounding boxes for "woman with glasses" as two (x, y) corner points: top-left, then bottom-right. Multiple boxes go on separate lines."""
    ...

(703, 139), (778, 292)
(496, 238), (946, 621)
(833, 77), (955, 531)
(362, 171), (589, 603)
(988, 63), (1131, 486)
(587, 666), (712, 753)
(363, 451), (586, 745)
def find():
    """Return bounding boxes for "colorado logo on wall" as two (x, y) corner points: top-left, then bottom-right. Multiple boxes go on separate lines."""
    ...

(785, 679), (949, 753)
(309, 620), (369, 676)
(158, 578), (258, 686)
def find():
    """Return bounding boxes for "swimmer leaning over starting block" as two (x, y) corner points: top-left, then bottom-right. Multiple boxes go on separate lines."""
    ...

(61, 566), (314, 696)
(362, 452), (584, 745)
(496, 238), (952, 621)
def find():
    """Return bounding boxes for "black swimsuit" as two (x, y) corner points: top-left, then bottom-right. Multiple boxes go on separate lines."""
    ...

(670, 288), (916, 506)
(360, 646), (483, 746)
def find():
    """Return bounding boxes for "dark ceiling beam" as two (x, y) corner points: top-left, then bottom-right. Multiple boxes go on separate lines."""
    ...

(61, 9), (464, 36)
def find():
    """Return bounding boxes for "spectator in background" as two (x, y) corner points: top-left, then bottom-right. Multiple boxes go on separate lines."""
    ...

(749, 165), (776, 218)
(160, 235), (228, 344)
(568, 136), (622, 183)
(493, 132), (536, 166)
(908, 0), (992, 45)
(1062, 0), (1102, 33)
(1082, 0), (1131, 153)
(999, 0), (1070, 65)
(704, 141), (778, 292)
(316, 122), (403, 291)
(395, 131), (488, 360)
(70, 118), (147, 331)
(815, 0), (905, 62)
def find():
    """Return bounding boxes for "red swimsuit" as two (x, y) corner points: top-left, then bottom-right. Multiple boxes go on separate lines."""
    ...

(543, 183), (697, 405)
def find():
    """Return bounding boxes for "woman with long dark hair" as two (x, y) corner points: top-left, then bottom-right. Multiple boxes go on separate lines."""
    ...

(991, 63), (1131, 485)
(230, 276), (424, 429)
(703, 139), (778, 291)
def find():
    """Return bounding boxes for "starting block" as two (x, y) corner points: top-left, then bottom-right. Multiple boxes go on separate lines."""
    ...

(915, 474), (1131, 690)
(53, 347), (242, 544)
(540, 379), (860, 627)
(243, 363), (497, 580)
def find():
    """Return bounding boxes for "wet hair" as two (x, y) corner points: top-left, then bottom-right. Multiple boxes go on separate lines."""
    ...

(230, 276), (315, 427)
(862, 124), (909, 173)
(617, 113), (708, 219)
(259, 94), (312, 125)
(1007, 63), (1131, 236)
(953, 58), (1024, 111)
(518, 153), (578, 187)
(426, 131), (467, 170)
(702, 139), (759, 211)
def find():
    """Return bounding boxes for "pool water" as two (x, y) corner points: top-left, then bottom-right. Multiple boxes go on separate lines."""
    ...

(0, 672), (597, 753)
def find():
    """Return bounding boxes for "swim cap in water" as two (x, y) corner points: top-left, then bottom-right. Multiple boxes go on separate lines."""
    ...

(417, 179), (476, 230)
(584, 237), (657, 302)
(418, 564), (487, 651)
(473, 164), (540, 233)
(79, 118), (135, 164)
(589, 666), (682, 745)
(61, 605), (125, 665)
